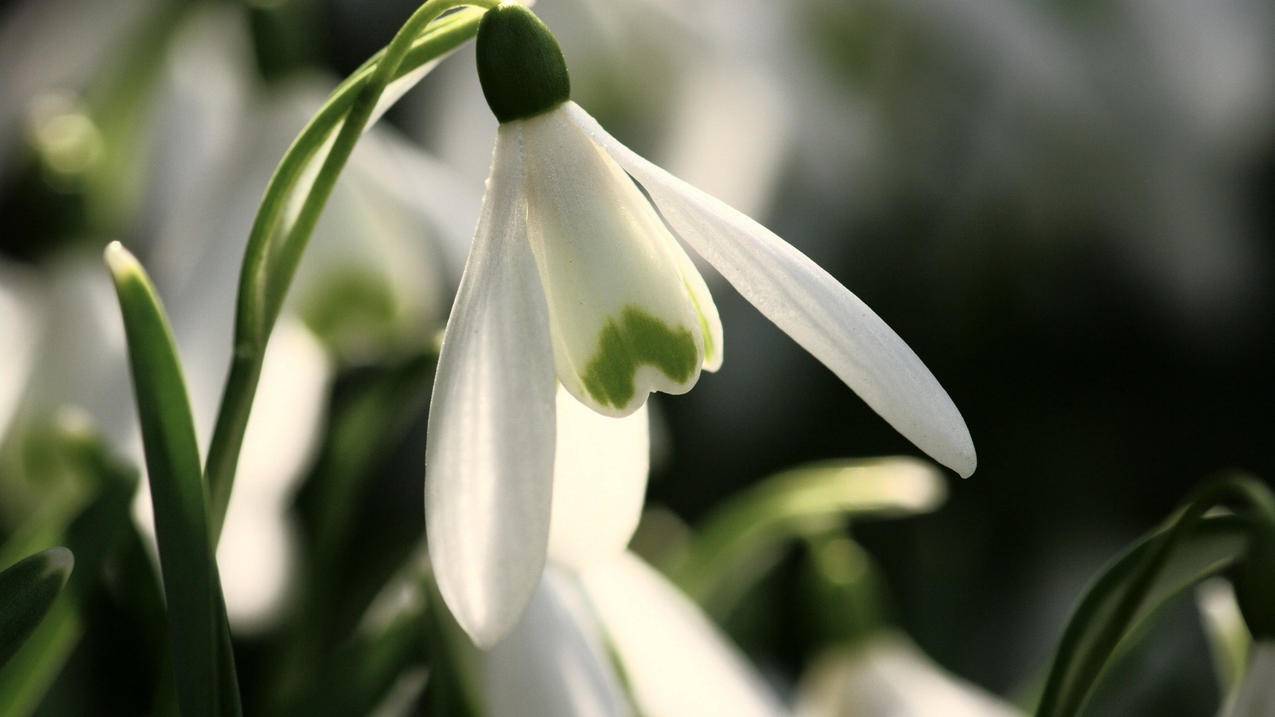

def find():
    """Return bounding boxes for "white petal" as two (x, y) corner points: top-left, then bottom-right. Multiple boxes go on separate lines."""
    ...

(0, 265), (40, 441)
(519, 106), (717, 416)
(425, 125), (557, 648)
(548, 387), (649, 569)
(567, 102), (976, 477)
(1227, 642), (1275, 717)
(215, 499), (296, 633)
(795, 634), (1021, 717)
(581, 552), (787, 717)
(216, 321), (328, 631)
(485, 567), (632, 717)
(232, 320), (330, 503)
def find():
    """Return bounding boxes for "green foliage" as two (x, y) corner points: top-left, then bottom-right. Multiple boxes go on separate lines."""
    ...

(1037, 475), (1275, 717)
(665, 457), (946, 618)
(0, 418), (140, 716)
(0, 548), (73, 669)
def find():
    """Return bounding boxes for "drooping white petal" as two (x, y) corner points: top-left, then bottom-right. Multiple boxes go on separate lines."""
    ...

(547, 387), (649, 569)
(580, 552), (787, 717)
(795, 634), (1021, 717)
(1227, 642), (1275, 717)
(426, 125), (557, 648)
(567, 102), (976, 478)
(518, 106), (718, 417)
(485, 567), (632, 717)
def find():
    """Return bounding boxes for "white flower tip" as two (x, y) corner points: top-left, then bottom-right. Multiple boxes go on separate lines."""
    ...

(462, 611), (514, 651)
(935, 427), (977, 479)
(102, 241), (138, 279)
(433, 562), (537, 650)
(951, 442), (977, 480)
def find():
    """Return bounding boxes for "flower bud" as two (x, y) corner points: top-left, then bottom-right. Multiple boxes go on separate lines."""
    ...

(476, 5), (570, 123)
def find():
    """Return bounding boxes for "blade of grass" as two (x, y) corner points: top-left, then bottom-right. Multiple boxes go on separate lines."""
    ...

(0, 548), (74, 669)
(105, 242), (237, 717)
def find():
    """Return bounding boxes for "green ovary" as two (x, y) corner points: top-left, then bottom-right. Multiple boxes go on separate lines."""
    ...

(582, 306), (699, 409)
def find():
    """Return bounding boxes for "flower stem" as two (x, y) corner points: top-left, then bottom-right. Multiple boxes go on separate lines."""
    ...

(203, 0), (500, 541)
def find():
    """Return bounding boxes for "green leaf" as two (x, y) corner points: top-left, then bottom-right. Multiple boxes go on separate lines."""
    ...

(1036, 515), (1250, 717)
(665, 456), (947, 617)
(0, 548), (74, 669)
(104, 242), (238, 717)
(283, 601), (429, 717)
(0, 412), (138, 717)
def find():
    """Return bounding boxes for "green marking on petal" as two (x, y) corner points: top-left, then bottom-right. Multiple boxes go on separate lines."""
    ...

(582, 306), (699, 409)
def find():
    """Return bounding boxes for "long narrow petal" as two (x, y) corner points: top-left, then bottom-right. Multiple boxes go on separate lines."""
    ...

(520, 106), (716, 417)
(547, 387), (649, 569)
(581, 552), (787, 717)
(426, 124), (556, 648)
(567, 103), (976, 477)
(485, 567), (632, 717)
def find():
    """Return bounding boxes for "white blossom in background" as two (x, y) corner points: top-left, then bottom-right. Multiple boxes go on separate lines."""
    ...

(426, 5), (975, 648)
(0, 3), (476, 630)
(0, 265), (40, 442)
(0, 0), (153, 172)
(1198, 579), (1254, 703)
(795, 634), (1021, 717)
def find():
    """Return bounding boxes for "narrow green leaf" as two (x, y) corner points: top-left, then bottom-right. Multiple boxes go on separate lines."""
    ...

(1036, 515), (1250, 717)
(104, 241), (237, 717)
(0, 548), (73, 669)
(0, 412), (138, 717)
(665, 456), (946, 615)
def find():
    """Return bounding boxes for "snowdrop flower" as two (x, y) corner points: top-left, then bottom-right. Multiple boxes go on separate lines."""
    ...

(487, 554), (787, 717)
(483, 392), (784, 716)
(426, 4), (976, 647)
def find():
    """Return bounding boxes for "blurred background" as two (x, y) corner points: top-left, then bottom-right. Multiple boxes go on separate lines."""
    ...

(1, 0), (1273, 714)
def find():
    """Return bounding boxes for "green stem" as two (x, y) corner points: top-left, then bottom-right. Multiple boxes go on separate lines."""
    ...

(204, 1), (498, 540)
